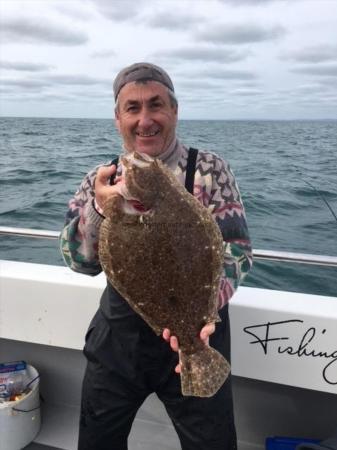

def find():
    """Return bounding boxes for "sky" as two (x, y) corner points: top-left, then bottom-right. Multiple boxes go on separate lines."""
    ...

(0, 0), (337, 120)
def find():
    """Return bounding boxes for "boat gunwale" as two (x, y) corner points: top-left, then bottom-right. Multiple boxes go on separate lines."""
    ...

(1, 225), (337, 267)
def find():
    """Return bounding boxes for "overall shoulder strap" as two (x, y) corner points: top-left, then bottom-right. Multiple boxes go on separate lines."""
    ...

(109, 149), (199, 192)
(109, 155), (120, 185)
(185, 147), (198, 194)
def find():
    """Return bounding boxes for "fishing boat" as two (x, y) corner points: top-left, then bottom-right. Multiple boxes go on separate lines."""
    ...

(0, 226), (336, 450)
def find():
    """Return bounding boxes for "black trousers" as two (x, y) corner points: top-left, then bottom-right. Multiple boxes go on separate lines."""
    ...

(78, 304), (237, 450)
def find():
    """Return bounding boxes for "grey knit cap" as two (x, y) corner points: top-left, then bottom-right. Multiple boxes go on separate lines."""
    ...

(113, 62), (174, 101)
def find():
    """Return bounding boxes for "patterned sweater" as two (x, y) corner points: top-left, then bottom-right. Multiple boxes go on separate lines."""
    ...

(60, 141), (253, 309)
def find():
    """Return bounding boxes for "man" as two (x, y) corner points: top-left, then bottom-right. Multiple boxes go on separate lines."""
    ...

(60, 62), (252, 450)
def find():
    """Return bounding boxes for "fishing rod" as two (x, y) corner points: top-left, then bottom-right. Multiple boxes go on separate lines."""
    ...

(294, 167), (337, 224)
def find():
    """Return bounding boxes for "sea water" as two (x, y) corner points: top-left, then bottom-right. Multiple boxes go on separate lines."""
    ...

(0, 117), (336, 297)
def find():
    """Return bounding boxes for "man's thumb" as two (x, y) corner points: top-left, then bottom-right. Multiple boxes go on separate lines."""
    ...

(96, 164), (117, 184)
(105, 163), (117, 176)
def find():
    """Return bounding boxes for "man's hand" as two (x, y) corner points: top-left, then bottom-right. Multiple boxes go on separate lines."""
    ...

(162, 322), (216, 374)
(95, 165), (123, 210)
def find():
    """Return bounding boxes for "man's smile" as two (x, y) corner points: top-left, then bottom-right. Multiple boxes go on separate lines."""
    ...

(136, 129), (160, 137)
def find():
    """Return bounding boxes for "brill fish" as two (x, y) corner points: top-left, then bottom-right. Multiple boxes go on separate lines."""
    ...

(98, 152), (230, 397)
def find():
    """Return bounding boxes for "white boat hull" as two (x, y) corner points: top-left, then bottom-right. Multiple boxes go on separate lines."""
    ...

(1, 260), (336, 449)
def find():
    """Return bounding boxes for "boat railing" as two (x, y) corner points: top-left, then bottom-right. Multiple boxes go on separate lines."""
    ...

(1, 225), (337, 267)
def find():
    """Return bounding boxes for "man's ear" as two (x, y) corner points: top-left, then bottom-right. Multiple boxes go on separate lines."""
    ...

(114, 110), (121, 133)
(173, 105), (178, 123)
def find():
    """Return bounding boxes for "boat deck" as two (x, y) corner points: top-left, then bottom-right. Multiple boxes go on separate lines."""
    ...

(22, 394), (183, 450)
(26, 445), (63, 450)
(1, 257), (336, 450)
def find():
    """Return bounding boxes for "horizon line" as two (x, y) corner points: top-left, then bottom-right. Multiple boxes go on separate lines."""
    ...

(1, 115), (337, 122)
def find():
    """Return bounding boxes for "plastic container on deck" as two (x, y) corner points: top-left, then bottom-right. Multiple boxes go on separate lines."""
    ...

(0, 365), (41, 450)
(266, 437), (321, 450)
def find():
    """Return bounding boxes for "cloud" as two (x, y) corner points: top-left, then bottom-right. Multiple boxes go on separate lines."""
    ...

(198, 68), (257, 80)
(90, 0), (147, 21)
(41, 74), (112, 90)
(91, 49), (117, 58)
(2, 92), (73, 101)
(218, 0), (287, 4)
(290, 84), (334, 95)
(44, 74), (112, 88)
(154, 46), (251, 63)
(0, 74), (112, 92)
(175, 79), (263, 101)
(176, 81), (264, 100)
(235, 80), (260, 88)
(0, 78), (52, 90)
(144, 12), (201, 30)
(52, 3), (94, 21)
(196, 23), (285, 44)
(291, 65), (337, 77)
(0, 61), (54, 72)
(176, 79), (225, 90)
(231, 88), (264, 96)
(75, 91), (112, 99)
(316, 77), (337, 88)
(0, 16), (88, 45)
(282, 45), (337, 63)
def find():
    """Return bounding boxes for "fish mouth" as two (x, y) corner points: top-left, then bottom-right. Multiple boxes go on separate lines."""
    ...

(115, 181), (150, 215)
(122, 198), (151, 215)
(128, 199), (150, 213)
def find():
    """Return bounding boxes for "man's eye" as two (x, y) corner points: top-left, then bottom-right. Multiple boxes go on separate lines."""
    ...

(151, 102), (162, 109)
(126, 105), (138, 112)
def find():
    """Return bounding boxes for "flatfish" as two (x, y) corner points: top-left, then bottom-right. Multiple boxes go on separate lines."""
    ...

(98, 152), (230, 397)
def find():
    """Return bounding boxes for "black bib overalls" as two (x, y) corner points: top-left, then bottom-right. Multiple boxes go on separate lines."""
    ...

(78, 149), (237, 450)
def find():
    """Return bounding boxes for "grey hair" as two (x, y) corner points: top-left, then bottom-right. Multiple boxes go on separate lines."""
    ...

(167, 89), (178, 108)
(114, 81), (178, 114)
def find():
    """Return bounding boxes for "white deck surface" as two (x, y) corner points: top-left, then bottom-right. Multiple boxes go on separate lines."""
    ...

(1, 260), (337, 394)
(1, 260), (337, 450)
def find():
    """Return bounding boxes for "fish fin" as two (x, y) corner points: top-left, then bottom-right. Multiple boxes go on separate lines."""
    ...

(207, 310), (222, 324)
(179, 346), (230, 397)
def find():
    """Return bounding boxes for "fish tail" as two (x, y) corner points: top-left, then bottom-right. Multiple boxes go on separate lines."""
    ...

(179, 346), (231, 397)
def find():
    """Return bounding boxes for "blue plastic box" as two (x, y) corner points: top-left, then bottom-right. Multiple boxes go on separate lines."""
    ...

(266, 437), (321, 450)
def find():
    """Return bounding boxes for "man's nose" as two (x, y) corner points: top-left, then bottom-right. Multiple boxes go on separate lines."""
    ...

(138, 108), (153, 127)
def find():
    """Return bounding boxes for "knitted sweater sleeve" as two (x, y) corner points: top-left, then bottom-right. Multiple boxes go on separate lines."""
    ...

(59, 166), (105, 276)
(207, 155), (253, 308)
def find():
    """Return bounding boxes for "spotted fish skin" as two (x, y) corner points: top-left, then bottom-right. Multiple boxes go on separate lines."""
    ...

(98, 152), (230, 397)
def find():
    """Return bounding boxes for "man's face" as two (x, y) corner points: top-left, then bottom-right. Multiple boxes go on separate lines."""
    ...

(115, 81), (178, 157)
